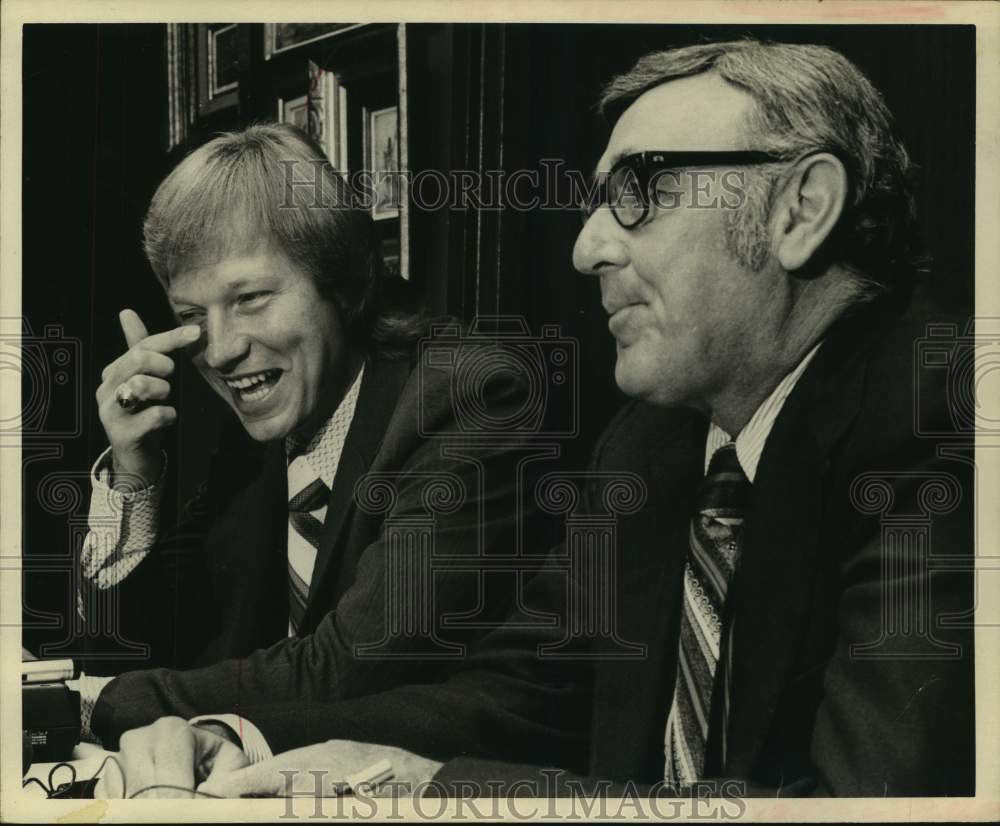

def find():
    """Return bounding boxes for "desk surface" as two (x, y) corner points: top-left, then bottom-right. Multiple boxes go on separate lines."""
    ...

(22, 743), (113, 799)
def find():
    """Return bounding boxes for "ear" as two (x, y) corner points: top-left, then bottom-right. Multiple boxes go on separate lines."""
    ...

(770, 153), (848, 273)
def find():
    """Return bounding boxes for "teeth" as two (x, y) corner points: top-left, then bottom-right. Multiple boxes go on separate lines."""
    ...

(225, 371), (271, 390)
(222, 370), (281, 403)
(241, 382), (274, 402)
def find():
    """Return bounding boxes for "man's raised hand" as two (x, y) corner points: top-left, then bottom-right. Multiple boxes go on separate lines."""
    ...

(95, 309), (201, 487)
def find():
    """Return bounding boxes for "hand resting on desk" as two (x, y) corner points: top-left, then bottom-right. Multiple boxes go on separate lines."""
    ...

(199, 739), (444, 798)
(93, 717), (443, 798)
(94, 717), (247, 798)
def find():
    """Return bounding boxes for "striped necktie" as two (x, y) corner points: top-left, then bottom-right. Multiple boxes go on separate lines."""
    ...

(664, 442), (750, 785)
(287, 456), (329, 635)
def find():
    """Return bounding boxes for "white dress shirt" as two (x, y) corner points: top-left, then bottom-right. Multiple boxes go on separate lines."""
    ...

(703, 343), (821, 480)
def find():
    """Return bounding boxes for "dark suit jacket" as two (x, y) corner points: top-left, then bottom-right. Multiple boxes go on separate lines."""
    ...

(88, 329), (552, 724)
(136, 292), (973, 797)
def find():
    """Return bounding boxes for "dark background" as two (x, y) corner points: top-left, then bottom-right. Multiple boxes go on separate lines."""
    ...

(21, 23), (975, 656)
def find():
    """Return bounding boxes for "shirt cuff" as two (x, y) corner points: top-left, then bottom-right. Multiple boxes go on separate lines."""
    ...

(66, 674), (115, 743)
(91, 446), (167, 500)
(82, 448), (167, 586)
(189, 714), (274, 764)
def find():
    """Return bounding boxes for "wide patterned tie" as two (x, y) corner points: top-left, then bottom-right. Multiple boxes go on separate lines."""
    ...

(664, 442), (750, 785)
(287, 455), (329, 635)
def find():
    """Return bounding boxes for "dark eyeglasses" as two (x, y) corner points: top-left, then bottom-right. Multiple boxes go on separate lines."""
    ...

(580, 150), (786, 229)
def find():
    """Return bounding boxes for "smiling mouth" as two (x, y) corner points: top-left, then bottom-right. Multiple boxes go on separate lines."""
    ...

(223, 369), (283, 404)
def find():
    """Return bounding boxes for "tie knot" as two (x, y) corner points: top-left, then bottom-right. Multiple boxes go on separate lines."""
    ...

(289, 477), (328, 513)
(699, 443), (750, 513)
(707, 442), (742, 475)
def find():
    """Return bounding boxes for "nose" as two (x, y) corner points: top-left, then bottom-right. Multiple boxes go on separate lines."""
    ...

(572, 207), (630, 277)
(202, 309), (251, 372)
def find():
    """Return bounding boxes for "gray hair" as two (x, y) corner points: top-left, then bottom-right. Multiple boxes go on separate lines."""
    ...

(601, 39), (917, 291)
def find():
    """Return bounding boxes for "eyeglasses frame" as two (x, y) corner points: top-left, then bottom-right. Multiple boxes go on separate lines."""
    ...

(581, 149), (789, 229)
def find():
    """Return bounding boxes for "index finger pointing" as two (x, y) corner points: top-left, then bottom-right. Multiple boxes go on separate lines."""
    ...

(134, 324), (202, 355)
(119, 309), (149, 349)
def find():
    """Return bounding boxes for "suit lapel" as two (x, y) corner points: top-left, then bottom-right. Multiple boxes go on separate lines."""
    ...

(204, 440), (288, 656)
(590, 408), (708, 782)
(721, 299), (893, 777)
(718, 409), (828, 776)
(304, 354), (413, 625)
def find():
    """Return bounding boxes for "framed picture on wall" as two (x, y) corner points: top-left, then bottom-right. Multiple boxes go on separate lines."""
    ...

(207, 23), (239, 98)
(277, 63), (348, 173)
(365, 105), (400, 221)
(308, 62), (348, 172)
(278, 94), (309, 131)
(264, 23), (364, 59)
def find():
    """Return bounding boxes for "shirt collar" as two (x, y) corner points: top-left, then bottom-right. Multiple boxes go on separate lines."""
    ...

(285, 365), (365, 489)
(704, 343), (822, 482)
